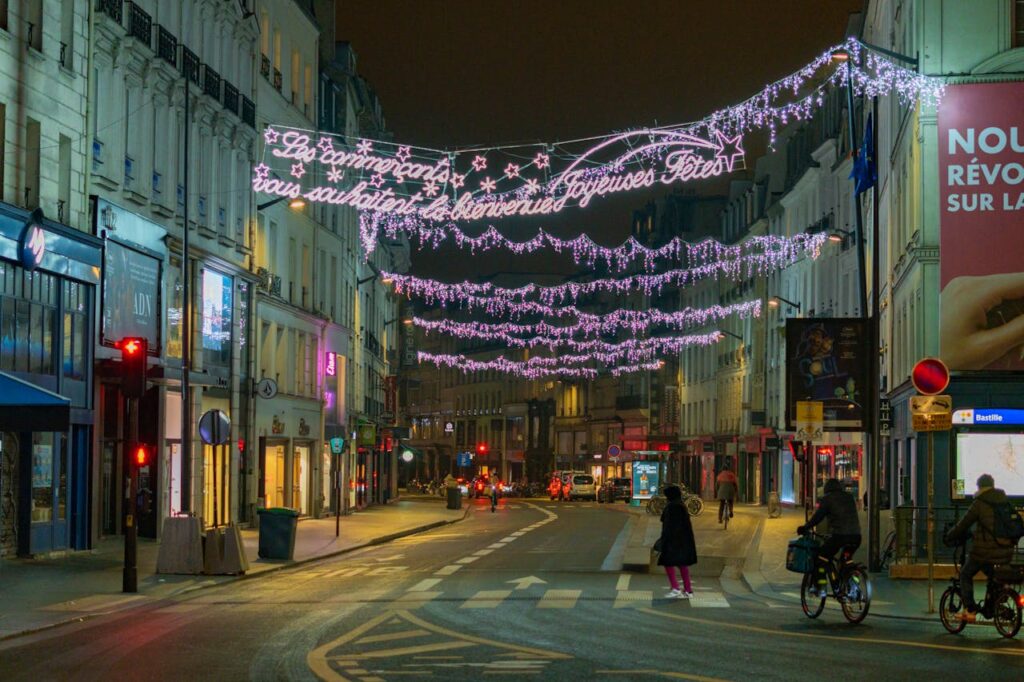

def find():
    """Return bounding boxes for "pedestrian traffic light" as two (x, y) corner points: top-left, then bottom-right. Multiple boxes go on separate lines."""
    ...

(476, 442), (489, 456)
(118, 337), (148, 398)
(133, 444), (152, 467)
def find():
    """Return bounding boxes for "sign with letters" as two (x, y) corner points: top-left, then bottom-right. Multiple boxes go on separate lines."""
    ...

(102, 239), (161, 350)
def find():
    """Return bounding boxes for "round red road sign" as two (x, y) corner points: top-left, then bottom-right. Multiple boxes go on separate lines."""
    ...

(912, 357), (950, 395)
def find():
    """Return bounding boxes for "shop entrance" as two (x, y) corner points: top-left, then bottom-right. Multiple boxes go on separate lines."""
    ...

(263, 441), (287, 509)
(27, 432), (68, 553)
(293, 442), (310, 515)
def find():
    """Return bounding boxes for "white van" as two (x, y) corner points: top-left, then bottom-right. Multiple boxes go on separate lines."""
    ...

(568, 473), (597, 501)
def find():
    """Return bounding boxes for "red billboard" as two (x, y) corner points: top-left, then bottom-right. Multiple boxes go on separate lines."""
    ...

(937, 82), (1024, 371)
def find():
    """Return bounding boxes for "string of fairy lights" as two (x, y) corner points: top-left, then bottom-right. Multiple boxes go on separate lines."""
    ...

(254, 38), (945, 378)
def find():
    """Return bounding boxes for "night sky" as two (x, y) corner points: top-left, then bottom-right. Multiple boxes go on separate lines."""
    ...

(336, 0), (864, 282)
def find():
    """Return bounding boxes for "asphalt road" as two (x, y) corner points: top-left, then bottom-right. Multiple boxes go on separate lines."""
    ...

(1, 498), (1022, 681)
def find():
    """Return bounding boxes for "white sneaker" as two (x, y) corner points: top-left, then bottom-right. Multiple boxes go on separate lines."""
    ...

(682, 591), (694, 599)
(666, 589), (683, 598)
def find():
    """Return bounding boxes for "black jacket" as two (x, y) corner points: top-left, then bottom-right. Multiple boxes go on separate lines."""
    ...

(806, 482), (860, 536)
(947, 487), (1016, 565)
(657, 501), (698, 567)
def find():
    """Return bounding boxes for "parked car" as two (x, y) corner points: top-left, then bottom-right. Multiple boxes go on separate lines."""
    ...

(598, 477), (632, 503)
(568, 474), (597, 501)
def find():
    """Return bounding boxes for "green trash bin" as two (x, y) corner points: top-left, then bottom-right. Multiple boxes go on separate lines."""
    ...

(447, 487), (462, 510)
(257, 507), (299, 559)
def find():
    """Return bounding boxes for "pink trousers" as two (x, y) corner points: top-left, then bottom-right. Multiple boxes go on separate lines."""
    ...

(665, 566), (692, 592)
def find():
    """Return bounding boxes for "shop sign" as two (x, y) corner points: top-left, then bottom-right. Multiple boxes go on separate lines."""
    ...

(785, 318), (868, 432)
(938, 82), (1024, 371)
(444, 421), (454, 434)
(358, 423), (376, 446)
(325, 351), (337, 376)
(199, 409), (231, 445)
(256, 377), (278, 399)
(18, 208), (46, 271)
(329, 437), (346, 454)
(953, 408), (1024, 426)
(102, 238), (161, 349)
(879, 398), (892, 437)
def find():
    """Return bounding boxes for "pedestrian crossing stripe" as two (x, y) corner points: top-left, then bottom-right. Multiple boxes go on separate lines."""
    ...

(613, 590), (654, 608)
(461, 590), (513, 608)
(537, 589), (581, 609)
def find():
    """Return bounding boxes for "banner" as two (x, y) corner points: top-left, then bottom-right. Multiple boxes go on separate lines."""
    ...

(102, 239), (161, 349)
(938, 82), (1024, 371)
(785, 319), (867, 432)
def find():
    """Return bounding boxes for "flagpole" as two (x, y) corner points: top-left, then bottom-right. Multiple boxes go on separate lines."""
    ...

(868, 96), (882, 572)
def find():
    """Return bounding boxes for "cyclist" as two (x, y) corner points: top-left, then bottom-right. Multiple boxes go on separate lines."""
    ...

(943, 473), (1015, 623)
(716, 464), (738, 524)
(797, 478), (861, 596)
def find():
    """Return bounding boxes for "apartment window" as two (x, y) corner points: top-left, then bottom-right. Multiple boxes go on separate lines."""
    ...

(267, 220), (277, 271)
(304, 64), (313, 116)
(0, 1), (7, 31)
(1016, 0), (1024, 47)
(288, 238), (297, 303)
(273, 29), (281, 70)
(58, 135), (71, 222)
(24, 118), (41, 208)
(26, 0), (42, 52)
(59, 0), (74, 68)
(260, 13), (269, 55)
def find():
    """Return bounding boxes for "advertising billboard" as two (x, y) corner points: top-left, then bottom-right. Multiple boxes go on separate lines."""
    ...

(632, 461), (660, 500)
(102, 239), (161, 349)
(785, 318), (867, 432)
(937, 82), (1024, 371)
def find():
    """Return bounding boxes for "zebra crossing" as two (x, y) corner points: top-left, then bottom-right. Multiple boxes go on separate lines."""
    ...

(389, 584), (731, 611)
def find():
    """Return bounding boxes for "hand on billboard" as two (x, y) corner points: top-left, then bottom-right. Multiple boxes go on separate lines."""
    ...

(940, 273), (1024, 370)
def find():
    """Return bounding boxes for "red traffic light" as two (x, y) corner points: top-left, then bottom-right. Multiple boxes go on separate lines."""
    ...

(133, 445), (151, 467)
(476, 442), (489, 455)
(118, 337), (148, 398)
(122, 339), (142, 355)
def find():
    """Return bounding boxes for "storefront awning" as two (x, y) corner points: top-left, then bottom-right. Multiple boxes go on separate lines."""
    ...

(0, 371), (70, 431)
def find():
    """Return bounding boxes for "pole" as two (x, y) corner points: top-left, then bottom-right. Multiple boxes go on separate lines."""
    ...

(927, 430), (935, 613)
(868, 95), (882, 571)
(123, 397), (139, 593)
(804, 440), (813, 521)
(334, 449), (341, 537)
(180, 54), (192, 515)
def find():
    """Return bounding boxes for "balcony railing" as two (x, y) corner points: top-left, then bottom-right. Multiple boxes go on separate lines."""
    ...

(223, 82), (239, 115)
(181, 47), (200, 84)
(272, 68), (282, 92)
(260, 54), (271, 78)
(156, 25), (176, 65)
(126, 1), (151, 45)
(97, 0), (123, 23)
(203, 66), (221, 100)
(241, 97), (255, 128)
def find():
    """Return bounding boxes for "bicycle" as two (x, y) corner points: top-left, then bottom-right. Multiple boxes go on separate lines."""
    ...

(939, 540), (1023, 639)
(646, 493), (667, 515)
(798, 531), (872, 624)
(878, 530), (897, 571)
(682, 488), (704, 517)
(718, 498), (734, 530)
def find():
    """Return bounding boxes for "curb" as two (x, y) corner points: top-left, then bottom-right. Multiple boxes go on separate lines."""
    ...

(0, 505), (472, 643)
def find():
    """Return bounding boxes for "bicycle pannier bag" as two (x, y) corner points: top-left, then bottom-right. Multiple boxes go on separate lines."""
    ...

(786, 536), (821, 574)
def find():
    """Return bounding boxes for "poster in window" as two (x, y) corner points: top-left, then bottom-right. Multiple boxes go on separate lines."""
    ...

(102, 240), (161, 349)
(785, 318), (867, 432)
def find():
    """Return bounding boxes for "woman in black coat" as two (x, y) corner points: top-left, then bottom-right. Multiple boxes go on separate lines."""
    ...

(657, 485), (698, 598)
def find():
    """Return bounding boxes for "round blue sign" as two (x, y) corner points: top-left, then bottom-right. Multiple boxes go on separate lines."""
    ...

(18, 209), (46, 271)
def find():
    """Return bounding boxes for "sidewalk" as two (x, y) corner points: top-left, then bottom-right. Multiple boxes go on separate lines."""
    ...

(742, 506), (936, 619)
(0, 497), (467, 641)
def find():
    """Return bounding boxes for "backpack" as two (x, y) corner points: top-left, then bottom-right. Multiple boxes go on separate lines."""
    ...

(983, 499), (1024, 545)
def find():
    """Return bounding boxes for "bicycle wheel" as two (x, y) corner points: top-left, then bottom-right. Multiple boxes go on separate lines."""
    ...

(722, 509), (729, 530)
(879, 532), (896, 571)
(839, 566), (872, 624)
(801, 572), (826, 618)
(685, 496), (704, 517)
(992, 589), (1023, 639)
(939, 586), (967, 634)
(646, 498), (655, 515)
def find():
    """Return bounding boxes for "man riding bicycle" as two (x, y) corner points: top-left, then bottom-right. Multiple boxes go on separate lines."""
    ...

(943, 473), (1016, 623)
(716, 464), (738, 524)
(797, 478), (861, 595)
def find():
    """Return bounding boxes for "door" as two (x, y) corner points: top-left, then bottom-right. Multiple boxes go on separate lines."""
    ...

(70, 425), (90, 550)
(164, 441), (181, 519)
(293, 444), (309, 515)
(27, 432), (68, 553)
(264, 444), (286, 508)
(203, 443), (230, 527)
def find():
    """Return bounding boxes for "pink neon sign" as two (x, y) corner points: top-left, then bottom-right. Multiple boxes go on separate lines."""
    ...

(325, 351), (337, 377)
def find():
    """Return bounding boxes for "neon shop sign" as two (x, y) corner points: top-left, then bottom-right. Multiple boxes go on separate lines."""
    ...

(253, 128), (745, 220)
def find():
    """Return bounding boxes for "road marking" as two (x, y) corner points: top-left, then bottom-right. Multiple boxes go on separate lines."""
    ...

(407, 578), (442, 592)
(689, 591), (730, 608)
(355, 629), (431, 645)
(538, 589), (581, 609)
(510, 531), (526, 537)
(393, 592), (442, 609)
(366, 566), (406, 576)
(596, 670), (729, 681)
(615, 574), (631, 591)
(613, 590), (652, 608)
(507, 576), (547, 590)
(434, 564), (463, 576)
(455, 556), (480, 564)
(323, 567), (366, 578)
(499, 536), (517, 543)
(487, 543), (505, 549)
(638, 607), (1024, 658)
(461, 590), (512, 608)
(473, 549), (494, 556)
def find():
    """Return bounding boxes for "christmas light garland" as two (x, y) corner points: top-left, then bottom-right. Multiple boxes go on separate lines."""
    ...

(413, 299), (761, 342)
(385, 233), (824, 310)
(416, 351), (670, 380)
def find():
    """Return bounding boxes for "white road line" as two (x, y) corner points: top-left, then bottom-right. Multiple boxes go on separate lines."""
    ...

(455, 556), (480, 564)
(460, 590), (512, 608)
(392, 591), (442, 610)
(510, 531), (526, 537)
(537, 589), (581, 609)
(434, 564), (463, 576)
(615, 574), (631, 591)
(613, 590), (653, 609)
(487, 543), (505, 549)
(689, 591), (731, 608)
(473, 549), (494, 556)
(499, 536), (517, 543)
(407, 578), (442, 592)
(323, 567), (366, 578)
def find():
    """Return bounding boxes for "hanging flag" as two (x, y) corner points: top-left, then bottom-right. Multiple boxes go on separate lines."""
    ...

(850, 113), (877, 195)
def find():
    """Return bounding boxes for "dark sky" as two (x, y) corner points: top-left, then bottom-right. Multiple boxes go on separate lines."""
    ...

(336, 0), (864, 282)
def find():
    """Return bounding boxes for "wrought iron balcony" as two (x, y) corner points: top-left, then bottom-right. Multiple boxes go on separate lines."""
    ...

(96, 0), (123, 23)
(181, 47), (200, 84)
(126, 1), (151, 45)
(260, 54), (271, 78)
(272, 68), (282, 92)
(223, 82), (239, 115)
(203, 66), (221, 100)
(156, 25), (176, 65)
(241, 97), (255, 128)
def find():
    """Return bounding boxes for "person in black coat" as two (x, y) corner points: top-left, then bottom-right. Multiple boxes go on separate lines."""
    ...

(658, 485), (698, 598)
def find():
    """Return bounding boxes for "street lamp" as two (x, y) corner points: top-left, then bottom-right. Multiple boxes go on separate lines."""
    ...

(768, 295), (802, 311)
(256, 195), (306, 211)
(717, 330), (744, 342)
(827, 228), (855, 244)
(384, 317), (413, 328)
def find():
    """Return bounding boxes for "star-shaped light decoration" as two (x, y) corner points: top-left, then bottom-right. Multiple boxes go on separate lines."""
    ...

(357, 139), (373, 155)
(290, 162), (306, 179)
(524, 178), (540, 195)
(253, 163), (270, 180)
(471, 155), (488, 172)
(451, 173), (466, 189)
(713, 130), (745, 173)
(423, 180), (439, 197)
(317, 136), (334, 154)
(396, 146), (412, 163)
(504, 163), (520, 178)
(534, 152), (550, 168)
(369, 173), (385, 188)
(480, 177), (496, 194)
(327, 167), (344, 183)
(263, 127), (279, 145)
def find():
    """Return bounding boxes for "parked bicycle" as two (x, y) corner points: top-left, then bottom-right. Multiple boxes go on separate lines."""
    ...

(646, 484), (704, 517)
(878, 530), (897, 571)
(793, 530), (872, 624)
(939, 539), (1023, 638)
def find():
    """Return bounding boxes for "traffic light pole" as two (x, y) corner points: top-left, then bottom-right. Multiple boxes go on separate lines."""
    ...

(123, 395), (139, 593)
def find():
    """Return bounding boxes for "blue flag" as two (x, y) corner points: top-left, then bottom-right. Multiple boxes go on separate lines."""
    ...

(850, 113), (876, 195)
